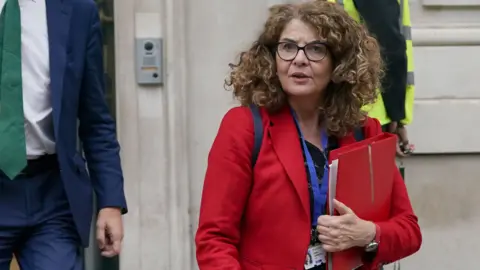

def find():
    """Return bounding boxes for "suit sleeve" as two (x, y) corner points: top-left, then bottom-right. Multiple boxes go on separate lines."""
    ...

(195, 107), (255, 270)
(364, 118), (422, 266)
(354, 0), (407, 122)
(78, 4), (127, 213)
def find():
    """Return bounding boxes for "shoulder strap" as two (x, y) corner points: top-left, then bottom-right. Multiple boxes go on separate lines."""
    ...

(353, 126), (365, 142)
(328, 126), (365, 154)
(249, 104), (263, 167)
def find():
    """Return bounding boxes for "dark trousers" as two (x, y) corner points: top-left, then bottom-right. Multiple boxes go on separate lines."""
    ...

(354, 0), (408, 122)
(0, 168), (83, 270)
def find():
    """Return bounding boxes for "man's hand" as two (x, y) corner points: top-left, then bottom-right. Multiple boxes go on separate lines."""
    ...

(96, 207), (124, 257)
(316, 199), (376, 252)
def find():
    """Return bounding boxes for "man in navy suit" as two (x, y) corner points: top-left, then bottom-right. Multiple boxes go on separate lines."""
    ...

(0, 0), (127, 269)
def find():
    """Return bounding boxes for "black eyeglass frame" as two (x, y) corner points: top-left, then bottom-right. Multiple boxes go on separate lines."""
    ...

(275, 41), (329, 62)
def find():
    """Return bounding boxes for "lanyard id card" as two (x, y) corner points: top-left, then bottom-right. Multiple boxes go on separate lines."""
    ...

(304, 244), (326, 269)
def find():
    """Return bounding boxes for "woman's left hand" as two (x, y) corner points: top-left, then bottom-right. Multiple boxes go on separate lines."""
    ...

(316, 199), (376, 253)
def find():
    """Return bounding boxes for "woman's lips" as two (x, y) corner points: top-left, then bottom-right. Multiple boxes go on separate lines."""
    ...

(291, 76), (310, 84)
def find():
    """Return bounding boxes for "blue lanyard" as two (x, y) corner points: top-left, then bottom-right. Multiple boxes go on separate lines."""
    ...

(292, 110), (329, 227)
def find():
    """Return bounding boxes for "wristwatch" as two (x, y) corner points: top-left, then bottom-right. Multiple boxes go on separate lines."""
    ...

(365, 223), (381, 253)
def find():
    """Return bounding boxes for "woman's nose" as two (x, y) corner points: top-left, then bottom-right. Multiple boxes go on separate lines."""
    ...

(293, 49), (308, 66)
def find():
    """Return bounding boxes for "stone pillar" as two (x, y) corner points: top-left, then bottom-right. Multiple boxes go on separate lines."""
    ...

(115, 0), (191, 268)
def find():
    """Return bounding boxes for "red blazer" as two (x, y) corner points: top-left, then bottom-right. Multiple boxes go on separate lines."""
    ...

(195, 105), (422, 270)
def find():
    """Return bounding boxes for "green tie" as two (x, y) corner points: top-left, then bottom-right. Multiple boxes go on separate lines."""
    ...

(0, 0), (27, 180)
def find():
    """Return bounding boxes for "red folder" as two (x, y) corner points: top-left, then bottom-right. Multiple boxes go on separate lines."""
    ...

(326, 132), (397, 270)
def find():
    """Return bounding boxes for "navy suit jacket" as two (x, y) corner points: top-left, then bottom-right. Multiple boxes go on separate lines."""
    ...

(46, 0), (127, 247)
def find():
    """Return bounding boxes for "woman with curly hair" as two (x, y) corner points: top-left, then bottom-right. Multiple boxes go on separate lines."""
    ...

(195, 1), (422, 270)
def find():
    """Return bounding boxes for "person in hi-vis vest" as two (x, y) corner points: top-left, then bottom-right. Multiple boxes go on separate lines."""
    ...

(327, 0), (415, 156)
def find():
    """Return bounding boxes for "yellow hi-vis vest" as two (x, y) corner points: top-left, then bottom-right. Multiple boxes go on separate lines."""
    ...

(327, 0), (415, 126)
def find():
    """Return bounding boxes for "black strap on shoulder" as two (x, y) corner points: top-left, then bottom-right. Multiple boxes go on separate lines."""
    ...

(249, 104), (263, 167)
(353, 126), (365, 142)
(327, 127), (365, 156)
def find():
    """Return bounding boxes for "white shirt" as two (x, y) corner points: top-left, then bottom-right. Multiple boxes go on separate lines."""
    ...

(1, 0), (55, 159)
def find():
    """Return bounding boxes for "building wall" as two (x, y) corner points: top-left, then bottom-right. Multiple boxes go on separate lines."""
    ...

(115, 0), (192, 269)
(407, 0), (480, 153)
(384, 155), (480, 270)
(115, 0), (480, 269)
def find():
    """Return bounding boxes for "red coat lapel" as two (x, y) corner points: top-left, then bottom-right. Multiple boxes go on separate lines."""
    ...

(267, 106), (310, 218)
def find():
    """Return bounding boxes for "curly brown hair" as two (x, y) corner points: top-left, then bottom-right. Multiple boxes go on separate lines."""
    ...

(224, 0), (383, 137)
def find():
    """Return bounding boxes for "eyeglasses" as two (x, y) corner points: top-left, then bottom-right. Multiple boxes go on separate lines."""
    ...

(276, 42), (328, 62)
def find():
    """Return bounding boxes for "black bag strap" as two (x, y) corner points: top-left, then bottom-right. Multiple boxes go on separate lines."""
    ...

(327, 126), (365, 155)
(353, 126), (365, 142)
(249, 104), (264, 167)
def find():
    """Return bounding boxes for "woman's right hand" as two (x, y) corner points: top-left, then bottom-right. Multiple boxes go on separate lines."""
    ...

(316, 199), (376, 252)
